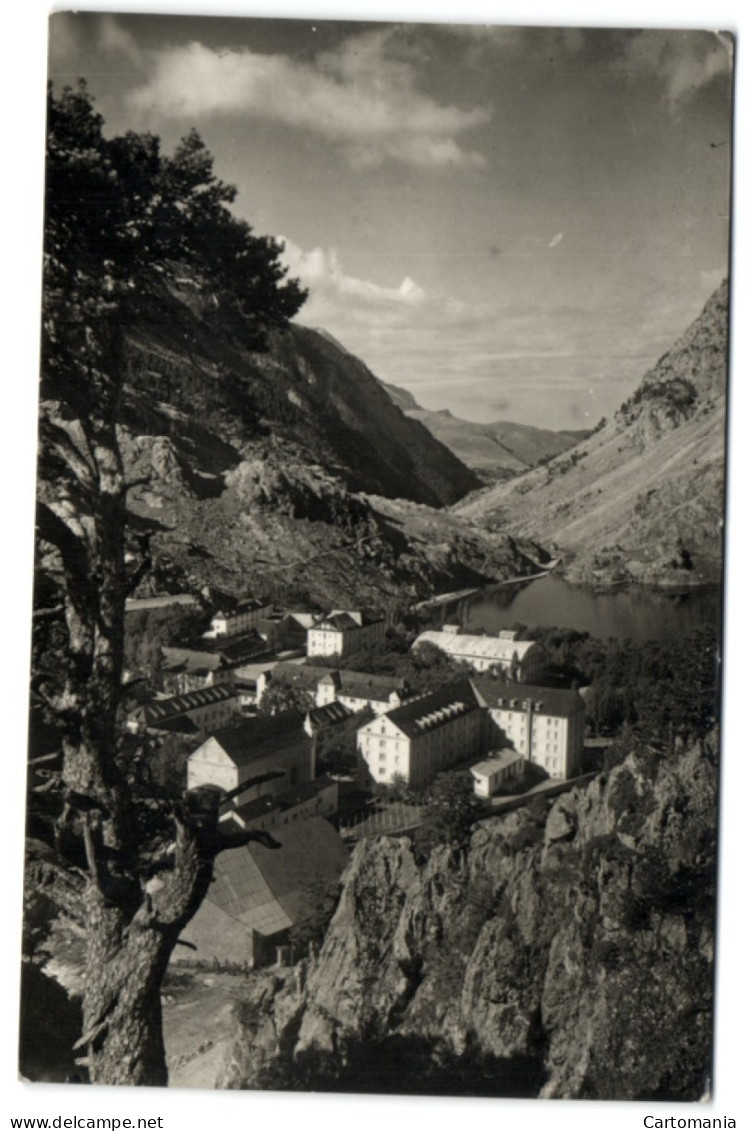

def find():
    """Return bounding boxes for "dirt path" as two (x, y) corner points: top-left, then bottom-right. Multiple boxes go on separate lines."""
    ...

(162, 968), (258, 1088)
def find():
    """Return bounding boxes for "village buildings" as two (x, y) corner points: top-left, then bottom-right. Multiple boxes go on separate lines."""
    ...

(122, 592), (591, 972)
(307, 609), (386, 658)
(203, 596), (273, 639)
(219, 777), (340, 835)
(470, 751), (525, 797)
(356, 681), (484, 790)
(187, 710), (314, 800)
(471, 679), (585, 781)
(412, 627), (545, 682)
(126, 683), (240, 740)
(175, 816), (349, 968)
(315, 670), (410, 714)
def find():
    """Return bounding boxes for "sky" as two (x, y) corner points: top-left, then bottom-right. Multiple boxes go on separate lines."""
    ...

(46, 13), (733, 431)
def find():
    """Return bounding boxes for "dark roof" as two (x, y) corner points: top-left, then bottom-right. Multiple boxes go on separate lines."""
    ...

(234, 597), (269, 614)
(214, 634), (274, 664)
(313, 613), (361, 632)
(220, 794), (286, 825)
(306, 701), (354, 728)
(162, 646), (224, 673)
(332, 670), (408, 700)
(220, 777), (336, 825)
(270, 662), (335, 690)
(209, 710), (309, 768)
(282, 776), (337, 805)
(178, 631), (272, 663)
(381, 680), (480, 739)
(470, 678), (583, 717)
(205, 817), (349, 937)
(213, 596), (269, 617)
(145, 714), (199, 735)
(139, 683), (236, 724)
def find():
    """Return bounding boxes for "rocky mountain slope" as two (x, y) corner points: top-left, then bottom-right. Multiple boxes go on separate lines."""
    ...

(455, 281), (729, 587)
(381, 381), (588, 481)
(216, 736), (716, 1100)
(115, 285), (541, 607)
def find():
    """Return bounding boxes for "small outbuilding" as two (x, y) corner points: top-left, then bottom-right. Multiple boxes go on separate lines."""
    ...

(470, 750), (525, 797)
(174, 816), (349, 968)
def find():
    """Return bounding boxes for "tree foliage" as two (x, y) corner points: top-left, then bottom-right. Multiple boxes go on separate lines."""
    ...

(525, 624), (720, 745)
(31, 82), (306, 1085)
(413, 771), (481, 858)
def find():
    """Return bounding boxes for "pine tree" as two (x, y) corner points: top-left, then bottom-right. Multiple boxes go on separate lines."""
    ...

(32, 82), (306, 1085)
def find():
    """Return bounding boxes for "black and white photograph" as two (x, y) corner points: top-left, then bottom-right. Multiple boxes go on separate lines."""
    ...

(10, 2), (739, 1115)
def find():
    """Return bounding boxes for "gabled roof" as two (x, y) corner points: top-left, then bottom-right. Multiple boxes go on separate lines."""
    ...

(282, 612), (320, 630)
(179, 631), (271, 663)
(205, 816), (349, 938)
(374, 680), (480, 740)
(220, 777), (336, 826)
(270, 662), (335, 690)
(138, 682), (236, 724)
(413, 631), (540, 663)
(220, 794), (285, 825)
(213, 634), (273, 664)
(205, 710), (309, 769)
(306, 701), (354, 728)
(145, 714), (199, 735)
(332, 670), (408, 700)
(234, 597), (270, 614)
(470, 678), (582, 717)
(162, 646), (225, 673)
(312, 613), (361, 633)
(213, 596), (269, 618)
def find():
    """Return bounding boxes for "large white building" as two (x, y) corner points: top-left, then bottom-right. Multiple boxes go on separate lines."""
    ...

(356, 681), (483, 790)
(187, 710), (314, 800)
(205, 597), (273, 639)
(413, 627), (545, 682)
(471, 679), (585, 780)
(307, 610), (387, 659)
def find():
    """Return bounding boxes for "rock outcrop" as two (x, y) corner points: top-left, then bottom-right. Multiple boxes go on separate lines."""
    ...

(218, 737), (716, 1100)
(112, 288), (545, 607)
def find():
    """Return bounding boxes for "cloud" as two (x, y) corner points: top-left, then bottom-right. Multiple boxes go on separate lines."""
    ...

(126, 26), (489, 169)
(48, 13), (145, 76)
(281, 239), (430, 326)
(445, 24), (731, 112)
(97, 15), (143, 68)
(616, 30), (732, 111)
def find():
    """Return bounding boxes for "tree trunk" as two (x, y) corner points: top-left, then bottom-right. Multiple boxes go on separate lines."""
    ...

(82, 893), (172, 1086)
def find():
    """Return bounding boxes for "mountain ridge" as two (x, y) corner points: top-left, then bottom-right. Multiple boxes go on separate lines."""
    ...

(114, 284), (544, 607)
(378, 379), (589, 480)
(455, 281), (729, 587)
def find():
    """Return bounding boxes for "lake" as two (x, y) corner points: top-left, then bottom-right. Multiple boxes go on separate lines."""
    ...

(464, 574), (722, 643)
